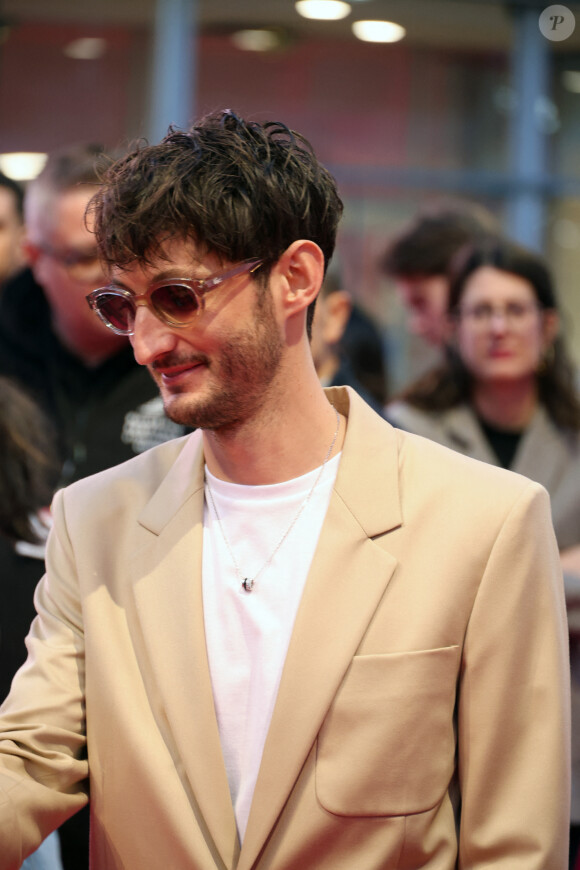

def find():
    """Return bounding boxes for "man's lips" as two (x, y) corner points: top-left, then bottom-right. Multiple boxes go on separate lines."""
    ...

(152, 356), (208, 382)
(161, 362), (202, 378)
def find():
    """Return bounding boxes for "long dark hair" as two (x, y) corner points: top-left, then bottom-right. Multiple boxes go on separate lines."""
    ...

(0, 377), (59, 543)
(399, 236), (580, 432)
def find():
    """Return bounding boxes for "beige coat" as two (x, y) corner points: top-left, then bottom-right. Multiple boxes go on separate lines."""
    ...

(0, 388), (570, 869)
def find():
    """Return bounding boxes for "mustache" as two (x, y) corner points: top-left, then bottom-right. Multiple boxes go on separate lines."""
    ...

(151, 352), (209, 372)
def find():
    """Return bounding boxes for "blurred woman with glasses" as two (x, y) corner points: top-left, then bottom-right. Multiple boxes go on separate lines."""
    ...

(387, 234), (580, 868)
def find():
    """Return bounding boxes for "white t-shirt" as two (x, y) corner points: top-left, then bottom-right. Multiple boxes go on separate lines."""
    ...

(202, 454), (340, 841)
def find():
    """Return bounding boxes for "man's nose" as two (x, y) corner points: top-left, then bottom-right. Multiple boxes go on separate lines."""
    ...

(129, 305), (179, 366)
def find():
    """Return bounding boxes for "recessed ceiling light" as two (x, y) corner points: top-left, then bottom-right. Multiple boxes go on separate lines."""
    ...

(231, 29), (283, 52)
(352, 20), (406, 43)
(0, 152), (48, 181)
(64, 37), (107, 60)
(562, 70), (580, 93)
(295, 1), (351, 22)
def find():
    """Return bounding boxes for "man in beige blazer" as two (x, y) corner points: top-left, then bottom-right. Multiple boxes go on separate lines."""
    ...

(0, 111), (570, 869)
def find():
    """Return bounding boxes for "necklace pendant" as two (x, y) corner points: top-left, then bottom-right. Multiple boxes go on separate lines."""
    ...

(242, 578), (254, 593)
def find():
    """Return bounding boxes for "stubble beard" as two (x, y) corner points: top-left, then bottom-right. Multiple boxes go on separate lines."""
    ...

(157, 290), (284, 431)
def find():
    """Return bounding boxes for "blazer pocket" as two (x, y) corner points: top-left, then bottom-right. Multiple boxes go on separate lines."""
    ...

(315, 645), (460, 817)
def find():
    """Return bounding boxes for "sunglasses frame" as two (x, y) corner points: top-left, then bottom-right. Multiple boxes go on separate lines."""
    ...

(86, 258), (264, 336)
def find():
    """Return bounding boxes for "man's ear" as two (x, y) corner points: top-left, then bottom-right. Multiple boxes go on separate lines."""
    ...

(273, 239), (325, 319)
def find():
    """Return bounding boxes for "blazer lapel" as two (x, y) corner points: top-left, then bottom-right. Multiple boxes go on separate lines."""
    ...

(131, 433), (239, 870)
(238, 389), (401, 870)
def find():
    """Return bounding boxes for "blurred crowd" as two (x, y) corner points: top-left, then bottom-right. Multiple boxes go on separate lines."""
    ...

(0, 146), (579, 867)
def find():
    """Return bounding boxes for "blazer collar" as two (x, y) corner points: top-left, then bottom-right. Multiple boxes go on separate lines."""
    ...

(137, 430), (205, 535)
(327, 385), (402, 537)
(137, 387), (402, 540)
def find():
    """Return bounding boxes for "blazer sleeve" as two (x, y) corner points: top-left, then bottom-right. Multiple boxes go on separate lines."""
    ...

(0, 489), (89, 869)
(457, 480), (571, 868)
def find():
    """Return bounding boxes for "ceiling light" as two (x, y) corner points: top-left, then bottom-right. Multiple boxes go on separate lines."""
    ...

(231, 30), (283, 51)
(64, 37), (107, 60)
(352, 20), (405, 43)
(0, 152), (48, 181)
(295, 1), (351, 21)
(562, 70), (580, 93)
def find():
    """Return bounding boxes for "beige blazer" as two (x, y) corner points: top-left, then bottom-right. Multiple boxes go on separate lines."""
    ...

(0, 388), (570, 869)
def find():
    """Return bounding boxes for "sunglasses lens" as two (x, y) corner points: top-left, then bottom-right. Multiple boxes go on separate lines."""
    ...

(96, 294), (135, 334)
(151, 284), (200, 323)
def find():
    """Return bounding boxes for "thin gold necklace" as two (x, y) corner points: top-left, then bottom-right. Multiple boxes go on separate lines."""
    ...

(205, 407), (340, 593)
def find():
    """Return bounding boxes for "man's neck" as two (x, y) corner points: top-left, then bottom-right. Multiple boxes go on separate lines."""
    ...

(203, 379), (344, 486)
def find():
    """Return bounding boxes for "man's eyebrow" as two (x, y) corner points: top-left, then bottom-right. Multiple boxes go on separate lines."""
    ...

(109, 266), (201, 289)
(152, 267), (197, 282)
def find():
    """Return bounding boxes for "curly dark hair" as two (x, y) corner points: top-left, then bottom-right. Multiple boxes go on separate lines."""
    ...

(89, 110), (343, 337)
(0, 377), (59, 543)
(398, 235), (580, 432)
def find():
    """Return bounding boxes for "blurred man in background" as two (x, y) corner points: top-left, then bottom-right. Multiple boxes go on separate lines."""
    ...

(380, 200), (497, 347)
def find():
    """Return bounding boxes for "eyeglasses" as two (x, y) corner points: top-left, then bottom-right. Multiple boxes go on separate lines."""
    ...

(457, 300), (541, 330)
(86, 259), (263, 336)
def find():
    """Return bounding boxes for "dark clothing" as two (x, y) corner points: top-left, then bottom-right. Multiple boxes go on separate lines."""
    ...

(0, 268), (186, 870)
(476, 415), (523, 470)
(570, 823), (580, 869)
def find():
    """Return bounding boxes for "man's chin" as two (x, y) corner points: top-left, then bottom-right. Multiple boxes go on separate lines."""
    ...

(162, 394), (200, 428)
(161, 393), (236, 431)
